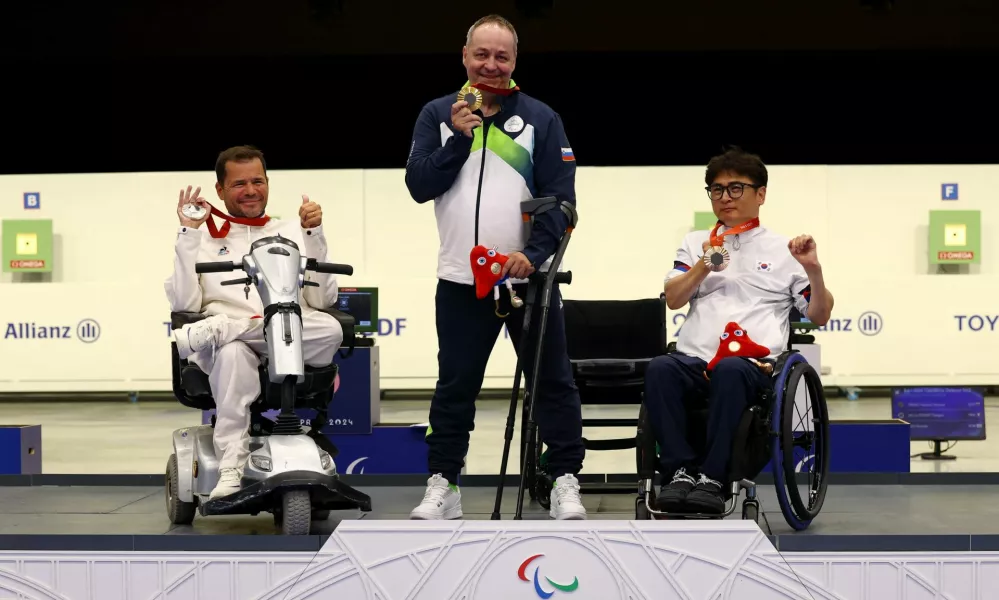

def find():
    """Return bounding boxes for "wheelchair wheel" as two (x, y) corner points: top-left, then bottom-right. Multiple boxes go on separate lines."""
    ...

(533, 431), (553, 510)
(636, 403), (658, 480)
(635, 496), (650, 520)
(535, 471), (552, 510)
(519, 397), (553, 509)
(165, 454), (196, 525)
(522, 419), (537, 500)
(771, 353), (830, 531)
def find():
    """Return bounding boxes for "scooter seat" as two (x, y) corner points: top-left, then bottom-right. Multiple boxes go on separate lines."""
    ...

(170, 307), (357, 413)
(180, 365), (212, 398)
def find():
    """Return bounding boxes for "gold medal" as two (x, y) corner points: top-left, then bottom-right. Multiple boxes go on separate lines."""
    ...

(703, 246), (730, 272)
(458, 85), (483, 112)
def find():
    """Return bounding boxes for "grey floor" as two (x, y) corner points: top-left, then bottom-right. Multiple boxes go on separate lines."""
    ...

(0, 396), (995, 475)
(2, 480), (999, 553)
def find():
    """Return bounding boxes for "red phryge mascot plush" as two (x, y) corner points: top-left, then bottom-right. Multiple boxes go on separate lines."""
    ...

(470, 245), (524, 317)
(706, 322), (771, 373)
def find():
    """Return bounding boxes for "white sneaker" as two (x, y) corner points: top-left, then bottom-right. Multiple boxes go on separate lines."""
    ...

(209, 467), (242, 500)
(409, 474), (463, 520)
(175, 314), (258, 360)
(550, 474), (586, 520)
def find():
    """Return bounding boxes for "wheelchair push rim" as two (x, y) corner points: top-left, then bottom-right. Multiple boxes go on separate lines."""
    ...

(771, 353), (830, 530)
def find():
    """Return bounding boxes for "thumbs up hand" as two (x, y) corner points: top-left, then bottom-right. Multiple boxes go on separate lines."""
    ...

(299, 194), (323, 229)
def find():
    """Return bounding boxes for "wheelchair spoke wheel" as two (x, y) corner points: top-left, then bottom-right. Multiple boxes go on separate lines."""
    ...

(774, 357), (830, 528)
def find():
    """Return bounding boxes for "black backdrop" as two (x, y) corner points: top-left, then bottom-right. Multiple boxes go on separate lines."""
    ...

(3, 1), (998, 175)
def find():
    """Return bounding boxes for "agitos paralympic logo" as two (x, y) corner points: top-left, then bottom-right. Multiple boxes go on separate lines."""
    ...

(518, 554), (578, 598)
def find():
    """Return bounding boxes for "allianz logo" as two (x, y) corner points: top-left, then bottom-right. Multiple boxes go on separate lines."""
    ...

(3, 319), (101, 343)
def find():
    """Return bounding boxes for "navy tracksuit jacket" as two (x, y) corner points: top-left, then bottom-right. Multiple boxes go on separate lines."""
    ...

(404, 81), (585, 482)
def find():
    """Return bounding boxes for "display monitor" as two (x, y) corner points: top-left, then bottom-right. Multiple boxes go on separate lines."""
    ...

(891, 386), (986, 442)
(335, 287), (378, 334)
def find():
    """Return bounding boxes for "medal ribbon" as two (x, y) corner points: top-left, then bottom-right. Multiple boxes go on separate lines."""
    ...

(202, 203), (271, 239)
(470, 82), (520, 96)
(709, 217), (760, 247)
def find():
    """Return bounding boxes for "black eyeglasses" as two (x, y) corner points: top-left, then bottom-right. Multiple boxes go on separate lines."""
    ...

(705, 182), (761, 201)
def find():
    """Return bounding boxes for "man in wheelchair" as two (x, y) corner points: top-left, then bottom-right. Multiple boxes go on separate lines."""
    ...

(644, 148), (834, 515)
(164, 145), (345, 501)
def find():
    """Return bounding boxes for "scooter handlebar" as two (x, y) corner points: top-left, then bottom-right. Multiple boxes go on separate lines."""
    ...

(195, 261), (241, 274)
(307, 260), (353, 276)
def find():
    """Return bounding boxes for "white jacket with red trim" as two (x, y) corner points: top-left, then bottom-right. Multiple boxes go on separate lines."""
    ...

(165, 218), (338, 320)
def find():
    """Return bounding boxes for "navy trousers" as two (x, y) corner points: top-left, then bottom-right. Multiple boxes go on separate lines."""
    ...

(426, 279), (584, 483)
(642, 353), (770, 482)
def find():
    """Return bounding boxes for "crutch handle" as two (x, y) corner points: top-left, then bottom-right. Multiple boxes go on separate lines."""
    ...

(528, 270), (572, 286)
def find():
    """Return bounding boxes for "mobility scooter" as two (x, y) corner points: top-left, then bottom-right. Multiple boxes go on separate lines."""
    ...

(165, 232), (372, 534)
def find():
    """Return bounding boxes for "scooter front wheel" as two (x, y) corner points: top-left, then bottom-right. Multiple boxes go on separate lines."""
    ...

(280, 490), (312, 535)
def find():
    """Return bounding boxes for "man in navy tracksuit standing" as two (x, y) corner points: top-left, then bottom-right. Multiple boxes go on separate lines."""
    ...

(404, 14), (586, 521)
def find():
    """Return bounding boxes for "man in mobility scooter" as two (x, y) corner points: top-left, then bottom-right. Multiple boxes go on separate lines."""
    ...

(164, 145), (370, 533)
(644, 147), (834, 516)
(404, 14), (586, 520)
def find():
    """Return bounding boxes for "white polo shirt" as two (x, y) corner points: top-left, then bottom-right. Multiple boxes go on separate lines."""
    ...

(666, 224), (812, 363)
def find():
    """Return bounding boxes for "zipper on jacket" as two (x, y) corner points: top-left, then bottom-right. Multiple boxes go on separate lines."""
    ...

(473, 121), (489, 245)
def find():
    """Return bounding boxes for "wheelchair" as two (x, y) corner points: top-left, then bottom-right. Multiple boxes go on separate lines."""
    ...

(635, 315), (830, 531)
(521, 295), (667, 509)
(165, 240), (372, 535)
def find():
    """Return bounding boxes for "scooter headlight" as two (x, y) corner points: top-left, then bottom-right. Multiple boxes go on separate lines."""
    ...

(319, 450), (333, 471)
(250, 455), (272, 472)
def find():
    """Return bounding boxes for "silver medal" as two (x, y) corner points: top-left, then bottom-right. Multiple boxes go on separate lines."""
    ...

(182, 203), (207, 220)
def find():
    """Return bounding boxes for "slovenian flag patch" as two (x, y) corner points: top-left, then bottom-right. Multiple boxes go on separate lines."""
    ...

(561, 147), (575, 162)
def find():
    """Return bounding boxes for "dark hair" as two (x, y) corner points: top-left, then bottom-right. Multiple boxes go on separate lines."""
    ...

(705, 146), (768, 187)
(466, 14), (519, 52)
(215, 145), (266, 185)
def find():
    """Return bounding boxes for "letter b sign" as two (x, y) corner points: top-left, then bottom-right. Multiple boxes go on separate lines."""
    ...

(24, 193), (40, 209)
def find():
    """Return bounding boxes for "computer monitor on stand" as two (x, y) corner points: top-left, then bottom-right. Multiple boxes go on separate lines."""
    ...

(336, 287), (378, 346)
(891, 386), (986, 460)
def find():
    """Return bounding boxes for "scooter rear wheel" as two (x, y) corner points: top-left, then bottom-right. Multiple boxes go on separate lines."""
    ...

(280, 490), (312, 535)
(165, 454), (196, 525)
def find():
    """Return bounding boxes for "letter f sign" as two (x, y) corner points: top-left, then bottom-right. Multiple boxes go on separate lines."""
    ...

(942, 184), (958, 200)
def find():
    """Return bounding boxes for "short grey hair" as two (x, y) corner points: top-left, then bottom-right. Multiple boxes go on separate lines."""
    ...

(465, 14), (518, 53)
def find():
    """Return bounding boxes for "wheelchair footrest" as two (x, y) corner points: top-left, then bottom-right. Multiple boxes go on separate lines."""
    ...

(582, 437), (636, 451)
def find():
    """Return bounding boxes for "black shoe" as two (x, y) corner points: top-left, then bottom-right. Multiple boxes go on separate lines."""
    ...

(685, 473), (726, 514)
(654, 468), (696, 512)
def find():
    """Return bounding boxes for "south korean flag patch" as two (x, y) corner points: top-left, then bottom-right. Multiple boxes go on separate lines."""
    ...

(756, 261), (772, 272)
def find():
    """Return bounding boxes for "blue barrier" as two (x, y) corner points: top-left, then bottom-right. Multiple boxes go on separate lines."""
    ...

(317, 419), (910, 478)
(0, 425), (42, 475)
(330, 424), (430, 474)
(762, 419), (911, 474)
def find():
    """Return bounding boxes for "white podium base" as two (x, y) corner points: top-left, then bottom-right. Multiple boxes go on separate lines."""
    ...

(288, 520), (818, 599)
(1, 522), (998, 598)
